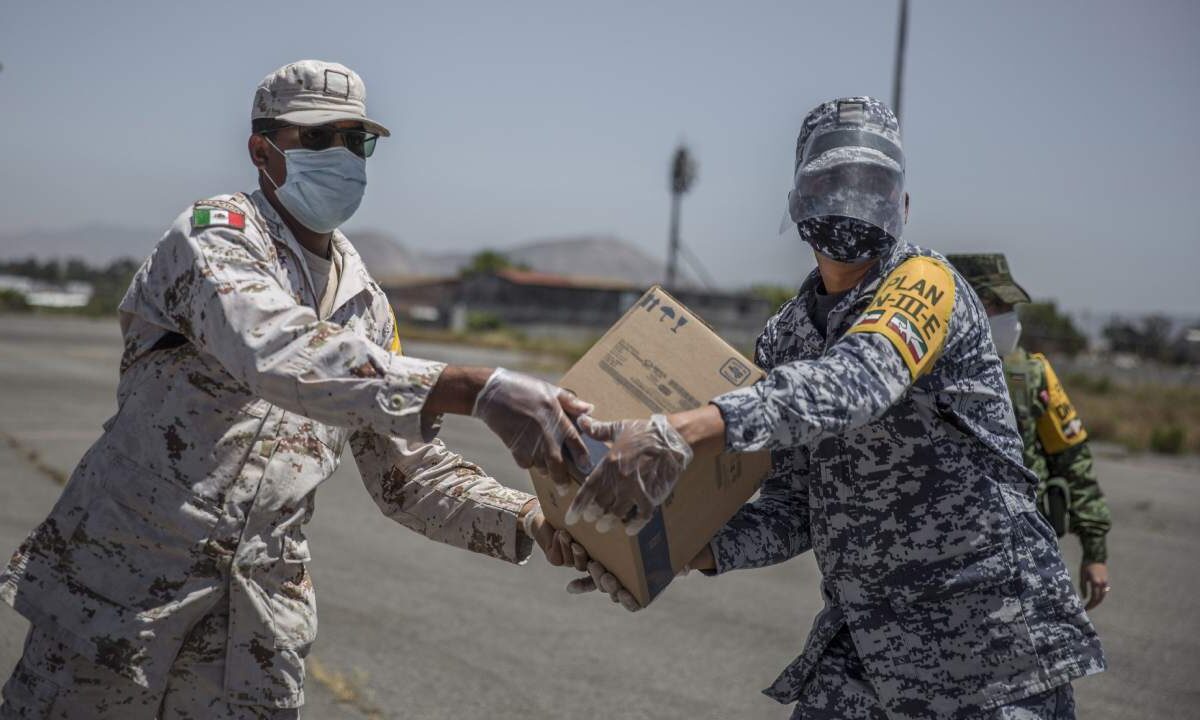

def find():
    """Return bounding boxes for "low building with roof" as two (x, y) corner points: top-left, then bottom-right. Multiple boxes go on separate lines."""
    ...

(383, 269), (773, 349)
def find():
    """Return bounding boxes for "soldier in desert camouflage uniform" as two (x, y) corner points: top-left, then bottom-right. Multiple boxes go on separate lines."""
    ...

(948, 253), (1112, 611)
(0, 60), (600, 719)
(569, 98), (1105, 719)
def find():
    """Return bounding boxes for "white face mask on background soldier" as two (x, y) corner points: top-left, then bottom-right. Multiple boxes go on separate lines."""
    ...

(988, 310), (1022, 356)
(262, 137), (367, 233)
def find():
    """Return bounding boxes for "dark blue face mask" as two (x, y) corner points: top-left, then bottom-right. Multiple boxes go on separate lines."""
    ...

(797, 216), (896, 263)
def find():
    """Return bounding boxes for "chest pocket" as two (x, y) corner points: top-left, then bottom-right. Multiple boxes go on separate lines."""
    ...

(886, 539), (1018, 609)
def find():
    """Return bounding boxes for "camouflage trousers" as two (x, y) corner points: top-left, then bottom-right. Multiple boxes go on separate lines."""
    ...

(1, 610), (300, 720)
(789, 629), (1076, 720)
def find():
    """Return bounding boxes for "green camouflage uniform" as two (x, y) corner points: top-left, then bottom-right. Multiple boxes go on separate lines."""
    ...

(947, 254), (1111, 565)
(1003, 347), (1110, 564)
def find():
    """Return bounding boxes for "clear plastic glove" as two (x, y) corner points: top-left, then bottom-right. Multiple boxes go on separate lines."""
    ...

(523, 504), (639, 611)
(521, 502), (588, 569)
(472, 368), (593, 483)
(566, 560), (641, 612)
(564, 414), (693, 535)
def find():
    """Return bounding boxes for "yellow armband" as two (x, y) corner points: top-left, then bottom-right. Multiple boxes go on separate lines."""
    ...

(1034, 353), (1087, 452)
(847, 256), (956, 379)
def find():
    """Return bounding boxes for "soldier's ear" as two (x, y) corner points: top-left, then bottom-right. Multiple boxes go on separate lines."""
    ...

(248, 135), (270, 170)
(904, 193), (911, 224)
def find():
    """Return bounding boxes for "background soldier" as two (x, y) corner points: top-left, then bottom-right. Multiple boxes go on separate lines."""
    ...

(0, 60), (601, 719)
(948, 253), (1113, 611)
(568, 97), (1104, 719)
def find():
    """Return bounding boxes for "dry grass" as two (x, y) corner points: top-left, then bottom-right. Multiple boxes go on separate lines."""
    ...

(395, 328), (1199, 455)
(397, 324), (592, 369)
(1066, 376), (1200, 455)
(307, 656), (384, 720)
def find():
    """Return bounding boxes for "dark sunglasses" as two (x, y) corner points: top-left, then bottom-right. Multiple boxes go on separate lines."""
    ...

(261, 125), (379, 158)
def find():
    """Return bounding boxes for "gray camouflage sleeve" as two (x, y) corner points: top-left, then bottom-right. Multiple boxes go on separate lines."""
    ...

(713, 255), (967, 453)
(713, 331), (911, 452)
(707, 449), (812, 574)
(350, 430), (535, 564)
(129, 217), (445, 440)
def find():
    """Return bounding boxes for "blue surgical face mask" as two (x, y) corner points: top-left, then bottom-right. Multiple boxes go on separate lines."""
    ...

(262, 138), (367, 233)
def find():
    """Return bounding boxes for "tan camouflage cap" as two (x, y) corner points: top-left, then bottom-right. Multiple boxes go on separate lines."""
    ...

(252, 60), (390, 137)
(945, 253), (1032, 305)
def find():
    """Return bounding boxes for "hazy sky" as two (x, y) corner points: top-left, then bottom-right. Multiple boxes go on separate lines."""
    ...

(1, 0), (1197, 313)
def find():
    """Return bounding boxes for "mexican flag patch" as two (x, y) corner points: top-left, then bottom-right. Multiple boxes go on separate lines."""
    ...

(192, 206), (245, 229)
(855, 308), (886, 326)
(887, 313), (928, 363)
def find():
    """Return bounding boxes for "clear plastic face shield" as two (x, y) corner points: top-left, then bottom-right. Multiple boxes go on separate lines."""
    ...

(779, 127), (906, 240)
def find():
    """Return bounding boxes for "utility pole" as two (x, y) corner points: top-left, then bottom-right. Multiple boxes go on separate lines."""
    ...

(892, 0), (909, 121)
(666, 144), (696, 288)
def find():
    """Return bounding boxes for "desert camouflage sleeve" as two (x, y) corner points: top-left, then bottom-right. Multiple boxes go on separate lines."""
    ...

(713, 257), (957, 452)
(123, 213), (445, 440)
(350, 430), (534, 564)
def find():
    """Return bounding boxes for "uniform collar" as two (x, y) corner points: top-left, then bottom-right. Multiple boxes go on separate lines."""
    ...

(796, 242), (912, 347)
(247, 190), (373, 316)
(327, 233), (373, 316)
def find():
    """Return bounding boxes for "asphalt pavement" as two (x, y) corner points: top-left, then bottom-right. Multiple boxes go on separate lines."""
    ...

(0, 314), (1196, 719)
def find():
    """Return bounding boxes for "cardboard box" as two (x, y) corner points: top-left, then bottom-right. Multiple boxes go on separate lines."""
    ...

(531, 286), (770, 607)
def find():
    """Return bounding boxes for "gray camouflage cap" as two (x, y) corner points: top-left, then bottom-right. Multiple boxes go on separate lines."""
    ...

(794, 96), (901, 173)
(946, 253), (1032, 305)
(787, 96), (906, 253)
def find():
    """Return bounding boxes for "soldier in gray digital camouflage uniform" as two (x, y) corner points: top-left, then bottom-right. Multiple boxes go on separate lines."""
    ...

(0, 59), (604, 719)
(568, 98), (1105, 719)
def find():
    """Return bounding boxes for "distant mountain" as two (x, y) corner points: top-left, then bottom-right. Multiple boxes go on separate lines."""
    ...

(0, 224), (696, 288)
(0, 225), (161, 265)
(357, 233), (696, 287)
(504, 236), (694, 288)
(346, 230), (423, 279)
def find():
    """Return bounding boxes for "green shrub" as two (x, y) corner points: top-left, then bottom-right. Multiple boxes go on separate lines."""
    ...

(0, 289), (30, 312)
(1148, 424), (1185, 455)
(1020, 301), (1088, 356)
(1063, 372), (1113, 396)
(750, 284), (797, 314)
(465, 311), (504, 332)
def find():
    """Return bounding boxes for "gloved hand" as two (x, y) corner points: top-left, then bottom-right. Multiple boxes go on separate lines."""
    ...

(472, 368), (592, 483)
(564, 414), (693, 535)
(566, 560), (641, 612)
(521, 500), (581, 568)
(521, 502), (639, 611)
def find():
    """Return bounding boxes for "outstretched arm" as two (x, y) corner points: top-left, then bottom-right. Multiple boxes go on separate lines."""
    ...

(568, 255), (962, 532)
(350, 428), (535, 563)
(126, 212), (590, 469)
